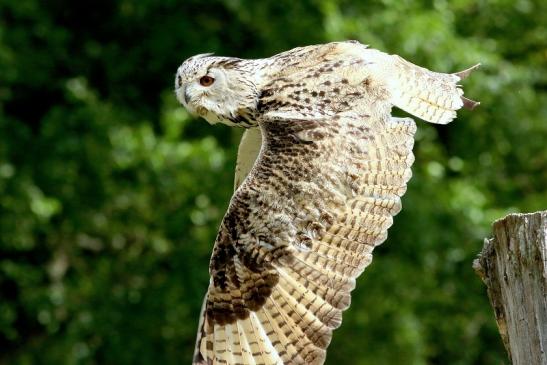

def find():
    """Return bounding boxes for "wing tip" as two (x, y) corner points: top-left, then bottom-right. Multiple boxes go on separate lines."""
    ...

(454, 63), (481, 81)
(455, 63), (481, 111)
(462, 96), (480, 110)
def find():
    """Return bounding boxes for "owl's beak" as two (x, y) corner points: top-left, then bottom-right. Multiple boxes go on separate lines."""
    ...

(183, 85), (191, 105)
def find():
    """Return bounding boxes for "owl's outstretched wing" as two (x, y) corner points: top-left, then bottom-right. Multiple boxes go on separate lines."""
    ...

(261, 40), (479, 125)
(379, 54), (480, 124)
(193, 112), (416, 365)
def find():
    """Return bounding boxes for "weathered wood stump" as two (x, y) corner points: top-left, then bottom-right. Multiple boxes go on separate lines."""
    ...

(473, 211), (547, 365)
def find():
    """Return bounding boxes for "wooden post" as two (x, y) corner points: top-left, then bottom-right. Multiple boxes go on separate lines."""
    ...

(473, 211), (547, 365)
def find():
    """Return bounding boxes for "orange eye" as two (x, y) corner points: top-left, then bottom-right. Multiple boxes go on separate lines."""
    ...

(199, 75), (215, 87)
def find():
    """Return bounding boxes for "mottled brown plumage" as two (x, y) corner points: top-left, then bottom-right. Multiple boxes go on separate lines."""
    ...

(175, 41), (479, 364)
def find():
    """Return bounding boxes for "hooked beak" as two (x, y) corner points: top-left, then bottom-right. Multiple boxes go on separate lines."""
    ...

(183, 85), (191, 105)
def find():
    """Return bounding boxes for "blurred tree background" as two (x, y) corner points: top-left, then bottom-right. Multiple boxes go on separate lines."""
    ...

(0, 0), (545, 364)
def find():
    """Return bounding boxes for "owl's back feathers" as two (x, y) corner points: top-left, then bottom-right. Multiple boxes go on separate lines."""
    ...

(259, 41), (479, 125)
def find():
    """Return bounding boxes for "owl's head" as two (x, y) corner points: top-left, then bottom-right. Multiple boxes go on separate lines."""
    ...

(175, 54), (258, 126)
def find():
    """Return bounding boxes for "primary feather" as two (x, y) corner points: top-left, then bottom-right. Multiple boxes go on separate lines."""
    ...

(175, 40), (479, 365)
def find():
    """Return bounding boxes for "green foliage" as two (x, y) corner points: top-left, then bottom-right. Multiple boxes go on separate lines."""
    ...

(1, 1), (545, 364)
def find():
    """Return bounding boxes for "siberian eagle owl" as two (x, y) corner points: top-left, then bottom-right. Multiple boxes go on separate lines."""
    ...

(175, 40), (479, 365)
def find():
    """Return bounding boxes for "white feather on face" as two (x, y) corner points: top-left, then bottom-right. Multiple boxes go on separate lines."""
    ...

(175, 54), (260, 126)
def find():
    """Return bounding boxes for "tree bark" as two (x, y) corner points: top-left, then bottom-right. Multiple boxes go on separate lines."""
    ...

(473, 211), (547, 365)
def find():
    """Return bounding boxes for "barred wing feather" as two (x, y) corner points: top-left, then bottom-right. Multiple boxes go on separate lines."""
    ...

(192, 113), (416, 365)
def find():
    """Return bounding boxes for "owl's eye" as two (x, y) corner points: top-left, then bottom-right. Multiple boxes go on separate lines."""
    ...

(199, 76), (215, 87)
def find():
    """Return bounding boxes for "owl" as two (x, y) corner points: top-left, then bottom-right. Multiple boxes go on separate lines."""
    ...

(175, 40), (479, 365)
